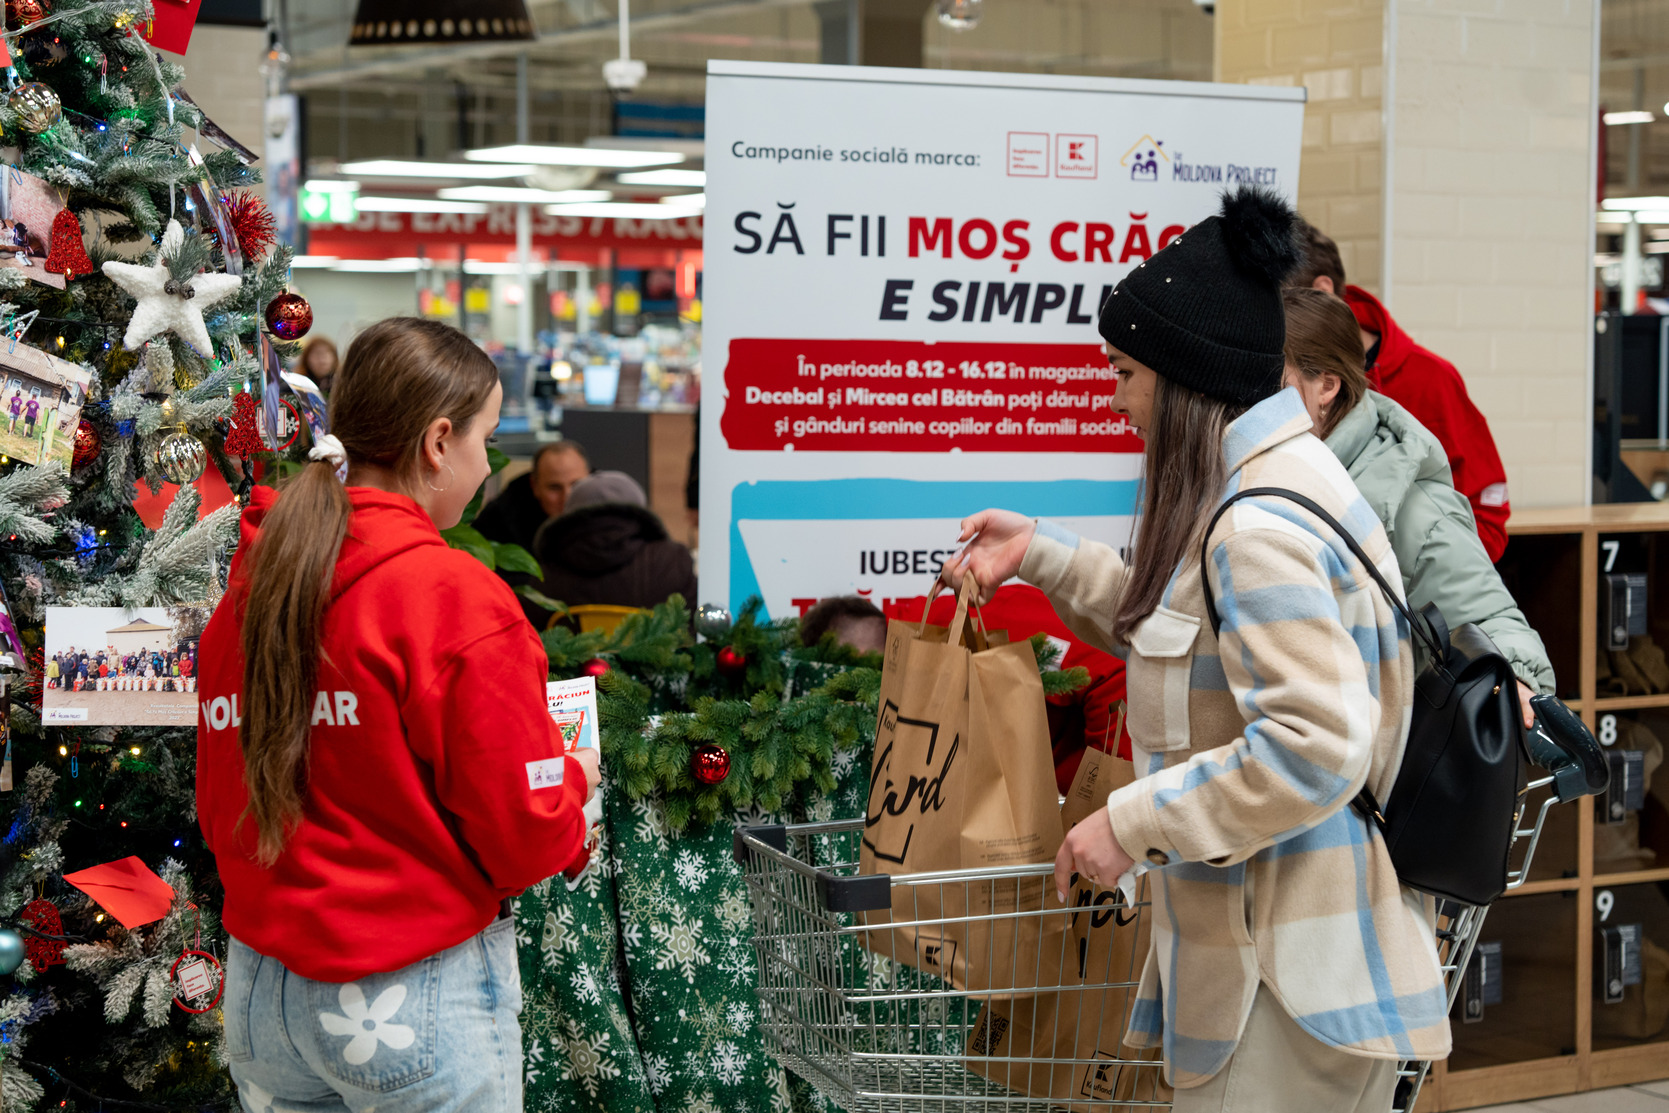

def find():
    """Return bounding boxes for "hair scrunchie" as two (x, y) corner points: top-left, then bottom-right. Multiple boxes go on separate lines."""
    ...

(308, 433), (347, 469)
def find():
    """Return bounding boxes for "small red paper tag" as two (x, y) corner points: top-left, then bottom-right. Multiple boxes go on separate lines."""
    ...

(140, 0), (203, 54)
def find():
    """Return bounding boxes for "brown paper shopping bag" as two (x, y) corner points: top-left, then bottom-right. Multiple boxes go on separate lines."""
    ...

(964, 739), (1170, 1109)
(859, 575), (1065, 995)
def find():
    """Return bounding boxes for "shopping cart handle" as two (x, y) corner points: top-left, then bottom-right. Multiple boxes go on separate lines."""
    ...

(1526, 694), (1609, 802)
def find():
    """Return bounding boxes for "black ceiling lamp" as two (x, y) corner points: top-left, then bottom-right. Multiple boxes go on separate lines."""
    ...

(348, 0), (537, 46)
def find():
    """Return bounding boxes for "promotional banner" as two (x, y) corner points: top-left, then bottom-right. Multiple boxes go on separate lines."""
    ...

(702, 61), (1304, 616)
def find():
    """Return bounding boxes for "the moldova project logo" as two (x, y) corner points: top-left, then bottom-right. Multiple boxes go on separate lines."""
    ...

(1120, 135), (1166, 182)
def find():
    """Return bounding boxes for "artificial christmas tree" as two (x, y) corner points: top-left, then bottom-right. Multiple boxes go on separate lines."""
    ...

(0, 3), (299, 1109)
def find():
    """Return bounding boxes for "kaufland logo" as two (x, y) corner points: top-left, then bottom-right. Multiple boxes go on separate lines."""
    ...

(1121, 135), (1167, 182)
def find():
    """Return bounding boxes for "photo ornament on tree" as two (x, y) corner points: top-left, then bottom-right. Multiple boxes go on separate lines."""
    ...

(41, 605), (210, 726)
(0, 164), (68, 289)
(0, 341), (93, 468)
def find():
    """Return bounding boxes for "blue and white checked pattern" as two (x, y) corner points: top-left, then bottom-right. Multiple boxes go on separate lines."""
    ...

(1019, 388), (1449, 1089)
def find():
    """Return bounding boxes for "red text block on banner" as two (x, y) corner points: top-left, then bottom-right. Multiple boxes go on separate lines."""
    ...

(719, 339), (1142, 453)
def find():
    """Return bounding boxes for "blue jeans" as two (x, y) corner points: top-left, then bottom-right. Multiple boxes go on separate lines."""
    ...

(224, 916), (524, 1112)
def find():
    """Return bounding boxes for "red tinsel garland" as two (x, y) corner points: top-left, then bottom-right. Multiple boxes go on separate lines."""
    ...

(221, 191), (276, 260)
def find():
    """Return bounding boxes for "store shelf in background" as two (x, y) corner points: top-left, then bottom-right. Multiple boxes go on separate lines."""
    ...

(1449, 892), (1580, 1073)
(1498, 532), (1583, 702)
(1588, 880), (1669, 1057)
(1437, 1056), (1579, 1111)
(1592, 695), (1669, 711)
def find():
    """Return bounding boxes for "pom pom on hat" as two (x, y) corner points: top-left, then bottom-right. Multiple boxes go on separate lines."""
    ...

(1218, 185), (1304, 286)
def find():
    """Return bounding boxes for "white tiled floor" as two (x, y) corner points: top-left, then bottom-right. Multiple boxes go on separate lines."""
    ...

(1469, 1081), (1669, 1111)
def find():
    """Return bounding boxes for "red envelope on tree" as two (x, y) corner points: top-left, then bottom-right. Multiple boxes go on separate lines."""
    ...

(141, 0), (203, 55)
(63, 856), (176, 929)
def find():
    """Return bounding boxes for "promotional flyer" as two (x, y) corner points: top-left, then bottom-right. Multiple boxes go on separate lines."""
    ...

(701, 61), (1305, 616)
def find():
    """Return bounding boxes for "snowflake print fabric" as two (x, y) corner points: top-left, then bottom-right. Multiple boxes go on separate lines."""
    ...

(516, 744), (875, 1113)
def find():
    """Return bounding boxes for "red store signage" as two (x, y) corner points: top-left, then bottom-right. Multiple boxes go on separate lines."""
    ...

(305, 206), (704, 258)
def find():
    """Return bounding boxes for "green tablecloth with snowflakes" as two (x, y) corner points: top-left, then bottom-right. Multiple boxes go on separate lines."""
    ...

(515, 746), (868, 1113)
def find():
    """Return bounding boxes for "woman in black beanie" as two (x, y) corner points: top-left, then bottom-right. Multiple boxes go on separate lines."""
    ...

(942, 187), (1446, 1112)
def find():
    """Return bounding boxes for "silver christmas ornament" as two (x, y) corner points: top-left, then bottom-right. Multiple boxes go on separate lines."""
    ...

(7, 81), (60, 133)
(153, 430), (207, 484)
(695, 603), (732, 642)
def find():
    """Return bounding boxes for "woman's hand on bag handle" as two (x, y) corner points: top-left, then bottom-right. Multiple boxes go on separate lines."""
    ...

(941, 509), (1036, 606)
(1516, 681), (1536, 731)
(572, 747), (601, 803)
(1054, 809), (1136, 904)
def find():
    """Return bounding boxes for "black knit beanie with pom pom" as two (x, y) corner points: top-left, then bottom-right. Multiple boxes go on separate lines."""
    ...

(1097, 185), (1303, 406)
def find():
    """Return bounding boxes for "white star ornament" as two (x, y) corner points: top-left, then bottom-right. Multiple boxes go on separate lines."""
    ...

(101, 220), (241, 355)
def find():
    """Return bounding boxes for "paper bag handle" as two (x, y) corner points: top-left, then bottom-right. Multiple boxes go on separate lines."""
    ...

(919, 573), (990, 651)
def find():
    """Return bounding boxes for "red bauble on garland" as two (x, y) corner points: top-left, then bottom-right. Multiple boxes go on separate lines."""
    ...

(581, 658), (610, 678)
(716, 646), (747, 677)
(223, 391), (264, 456)
(222, 191), (277, 260)
(691, 743), (731, 785)
(70, 418), (101, 469)
(44, 208), (91, 278)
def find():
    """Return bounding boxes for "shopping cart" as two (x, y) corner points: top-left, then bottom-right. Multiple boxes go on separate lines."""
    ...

(1391, 694), (1610, 1112)
(734, 695), (1607, 1113)
(733, 819), (1167, 1111)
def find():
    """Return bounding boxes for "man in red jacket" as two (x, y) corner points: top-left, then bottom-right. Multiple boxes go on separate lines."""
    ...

(1289, 220), (1512, 561)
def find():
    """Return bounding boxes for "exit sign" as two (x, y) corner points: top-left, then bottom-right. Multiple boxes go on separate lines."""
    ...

(300, 183), (357, 224)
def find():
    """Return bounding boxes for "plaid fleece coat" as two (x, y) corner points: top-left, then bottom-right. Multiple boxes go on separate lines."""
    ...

(1019, 388), (1450, 1088)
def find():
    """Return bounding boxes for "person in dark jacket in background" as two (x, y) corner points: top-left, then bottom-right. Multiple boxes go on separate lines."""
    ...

(532, 471), (698, 619)
(475, 440), (591, 553)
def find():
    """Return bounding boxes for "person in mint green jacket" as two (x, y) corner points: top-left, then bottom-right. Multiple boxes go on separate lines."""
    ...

(1281, 285), (1554, 723)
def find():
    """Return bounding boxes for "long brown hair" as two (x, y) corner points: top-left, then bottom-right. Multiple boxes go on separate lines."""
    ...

(1282, 286), (1367, 438)
(1110, 375), (1247, 644)
(239, 318), (498, 865)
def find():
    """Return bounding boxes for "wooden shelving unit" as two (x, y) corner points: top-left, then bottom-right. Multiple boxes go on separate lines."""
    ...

(1416, 503), (1669, 1111)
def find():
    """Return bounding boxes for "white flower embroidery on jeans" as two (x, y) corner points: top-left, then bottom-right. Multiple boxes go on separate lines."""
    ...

(318, 982), (416, 1064)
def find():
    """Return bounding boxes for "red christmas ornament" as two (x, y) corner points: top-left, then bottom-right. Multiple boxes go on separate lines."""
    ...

(691, 743), (731, 785)
(6, 0), (45, 28)
(43, 208), (91, 278)
(222, 191), (276, 260)
(170, 948), (225, 1013)
(70, 418), (101, 469)
(223, 391), (264, 456)
(581, 658), (610, 678)
(264, 291), (313, 341)
(716, 646), (747, 677)
(19, 898), (65, 968)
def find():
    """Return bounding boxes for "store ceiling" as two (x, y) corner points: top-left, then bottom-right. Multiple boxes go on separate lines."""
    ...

(283, 0), (1210, 202)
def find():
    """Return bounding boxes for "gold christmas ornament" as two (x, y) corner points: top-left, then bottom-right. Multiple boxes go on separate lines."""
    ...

(7, 81), (60, 133)
(152, 429), (207, 484)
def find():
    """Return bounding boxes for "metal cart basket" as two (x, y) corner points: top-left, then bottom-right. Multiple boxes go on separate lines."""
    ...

(736, 697), (1605, 1113)
(733, 820), (1168, 1111)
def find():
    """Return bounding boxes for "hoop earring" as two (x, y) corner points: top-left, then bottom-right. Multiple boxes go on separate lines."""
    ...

(425, 463), (455, 494)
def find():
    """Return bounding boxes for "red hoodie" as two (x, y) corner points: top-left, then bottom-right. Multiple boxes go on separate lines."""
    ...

(197, 486), (590, 983)
(1344, 285), (1512, 561)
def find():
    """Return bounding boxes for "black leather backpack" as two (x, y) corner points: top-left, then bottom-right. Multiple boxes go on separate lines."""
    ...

(1200, 487), (1524, 907)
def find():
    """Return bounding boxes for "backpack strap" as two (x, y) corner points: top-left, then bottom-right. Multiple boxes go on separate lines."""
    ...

(1196, 486), (1436, 832)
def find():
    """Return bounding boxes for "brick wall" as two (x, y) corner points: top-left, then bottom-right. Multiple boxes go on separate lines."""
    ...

(1218, 0), (1597, 509)
(1216, 0), (1386, 296)
(1387, 0), (1596, 508)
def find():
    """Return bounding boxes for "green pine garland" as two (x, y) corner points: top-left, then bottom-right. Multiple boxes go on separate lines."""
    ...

(545, 595), (1090, 832)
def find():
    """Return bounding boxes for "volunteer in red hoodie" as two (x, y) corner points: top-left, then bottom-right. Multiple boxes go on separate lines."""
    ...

(1288, 218), (1513, 562)
(197, 317), (600, 1112)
